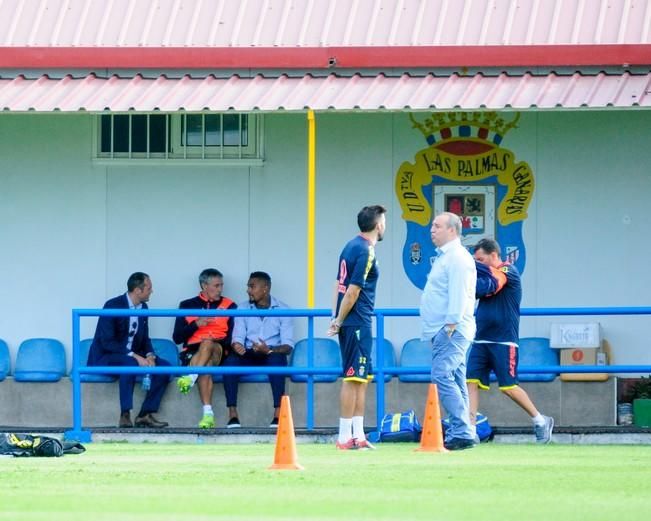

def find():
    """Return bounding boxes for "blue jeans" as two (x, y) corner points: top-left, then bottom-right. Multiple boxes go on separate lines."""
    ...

(430, 329), (474, 441)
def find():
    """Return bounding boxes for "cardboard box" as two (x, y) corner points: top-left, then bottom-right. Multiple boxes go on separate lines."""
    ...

(550, 322), (601, 348)
(560, 347), (598, 366)
(559, 340), (611, 382)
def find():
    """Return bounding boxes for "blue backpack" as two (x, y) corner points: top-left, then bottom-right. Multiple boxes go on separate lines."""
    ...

(378, 409), (423, 442)
(442, 412), (494, 442)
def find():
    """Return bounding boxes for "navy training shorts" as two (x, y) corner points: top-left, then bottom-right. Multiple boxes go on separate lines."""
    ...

(467, 342), (519, 390)
(338, 325), (373, 383)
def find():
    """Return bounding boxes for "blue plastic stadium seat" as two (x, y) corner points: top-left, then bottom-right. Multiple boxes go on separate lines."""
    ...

(486, 337), (558, 383)
(131, 338), (180, 383)
(0, 339), (10, 381)
(14, 338), (67, 382)
(240, 373), (270, 383)
(78, 338), (117, 383)
(77, 338), (179, 383)
(516, 337), (558, 382)
(290, 338), (342, 383)
(133, 338), (180, 383)
(151, 338), (180, 366)
(399, 338), (431, 383)
(370, 338), (396, 382)
(214, 349), (274, 383)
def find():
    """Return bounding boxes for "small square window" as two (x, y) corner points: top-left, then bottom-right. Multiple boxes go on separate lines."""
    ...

(98, 113), (260, 160)
(170, 113), (258, 158)
(100, 114), (170, 157)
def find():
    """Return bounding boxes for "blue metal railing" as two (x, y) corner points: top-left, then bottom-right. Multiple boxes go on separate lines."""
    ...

(67, 307), (337, 441)
(65, 306), (651, 442)
(372, 306), (651, 429)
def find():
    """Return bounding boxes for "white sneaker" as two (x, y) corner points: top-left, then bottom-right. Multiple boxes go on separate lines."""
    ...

(534, 415), (554, 444)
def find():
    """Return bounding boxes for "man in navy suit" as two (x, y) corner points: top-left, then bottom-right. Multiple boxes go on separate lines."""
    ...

(88, 272), (171, 428)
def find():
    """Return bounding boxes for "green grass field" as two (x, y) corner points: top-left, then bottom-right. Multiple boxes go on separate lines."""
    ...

(1, 442), (649, 521)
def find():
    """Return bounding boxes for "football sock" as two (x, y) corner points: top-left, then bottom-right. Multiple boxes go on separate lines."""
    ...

(352, 416), (366, 440)
(532, 413), (545, 426)
(338, 418), (353, 443)
(203, 405), (214, 416)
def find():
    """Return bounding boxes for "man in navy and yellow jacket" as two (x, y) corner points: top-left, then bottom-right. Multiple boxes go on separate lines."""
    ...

(468, 238), (554, 444)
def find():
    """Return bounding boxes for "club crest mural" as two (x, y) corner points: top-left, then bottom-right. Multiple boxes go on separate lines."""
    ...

(395, 112), (534, 289)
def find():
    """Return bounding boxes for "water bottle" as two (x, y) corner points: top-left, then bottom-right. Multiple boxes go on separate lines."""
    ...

(617, 403), (633, 425)
(141, 373), (152, 391)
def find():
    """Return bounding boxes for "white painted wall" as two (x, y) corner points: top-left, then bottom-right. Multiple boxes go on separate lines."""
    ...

(0, 111), (649, 372)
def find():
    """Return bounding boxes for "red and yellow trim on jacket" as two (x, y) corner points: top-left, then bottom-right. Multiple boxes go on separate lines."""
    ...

(486, 264), (508, 296)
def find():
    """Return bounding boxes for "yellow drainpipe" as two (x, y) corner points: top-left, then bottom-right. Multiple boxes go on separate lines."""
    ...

(307, 110), (316, 307)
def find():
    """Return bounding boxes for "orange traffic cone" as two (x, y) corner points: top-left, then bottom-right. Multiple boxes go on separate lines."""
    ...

(269, 395), (304, 470)
(415, 383), (448, 453)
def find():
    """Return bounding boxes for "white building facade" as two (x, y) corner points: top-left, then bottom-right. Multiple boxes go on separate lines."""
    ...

(1, 0), (650, 372)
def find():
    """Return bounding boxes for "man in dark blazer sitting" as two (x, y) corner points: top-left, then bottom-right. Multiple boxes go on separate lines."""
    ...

(88, 272), (171, 428)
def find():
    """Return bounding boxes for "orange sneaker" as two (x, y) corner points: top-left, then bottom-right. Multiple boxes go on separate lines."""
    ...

(335, 439), (357, 450)
(355, 438), (376, 450)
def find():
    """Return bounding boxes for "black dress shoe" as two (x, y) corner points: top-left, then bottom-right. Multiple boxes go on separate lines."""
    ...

(119, 412), (133, 428)
(134, 413), (169, 428)
(444, 437), (476, 451)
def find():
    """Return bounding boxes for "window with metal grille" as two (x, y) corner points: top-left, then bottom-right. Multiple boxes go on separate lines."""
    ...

(97, 113), (262, 161)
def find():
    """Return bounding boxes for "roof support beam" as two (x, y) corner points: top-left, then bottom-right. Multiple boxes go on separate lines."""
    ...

(0, 45), (649, 69)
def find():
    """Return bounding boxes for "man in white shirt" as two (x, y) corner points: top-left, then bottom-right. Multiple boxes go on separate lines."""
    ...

(420, 212), (477, 450)
(222, 272), (294, 429)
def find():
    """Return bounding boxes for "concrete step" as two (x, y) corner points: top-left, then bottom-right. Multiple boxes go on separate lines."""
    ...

(3, 425), (650, 445)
